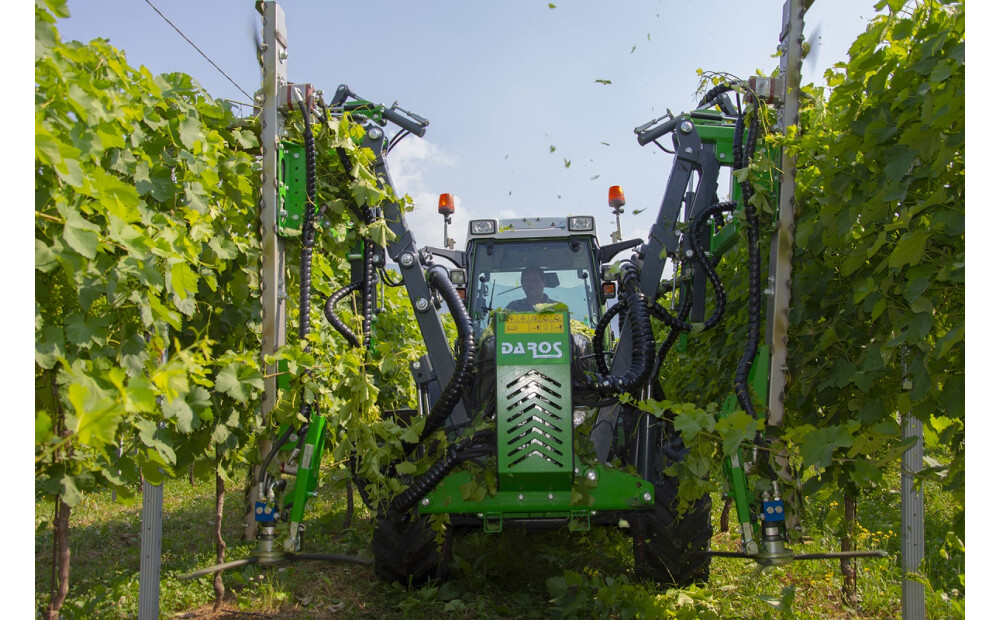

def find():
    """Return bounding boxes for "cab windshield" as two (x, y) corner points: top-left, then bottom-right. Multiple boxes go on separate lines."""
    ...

(467, 239), (601, 337)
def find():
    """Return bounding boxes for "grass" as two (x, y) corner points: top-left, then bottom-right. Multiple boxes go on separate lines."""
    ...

(35, 459), (964, 619)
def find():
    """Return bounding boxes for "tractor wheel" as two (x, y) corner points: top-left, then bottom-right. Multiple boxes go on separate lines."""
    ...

(372, 510), (451, 585)
(630, 476), (712, 586)
(629, 419), (712, 586)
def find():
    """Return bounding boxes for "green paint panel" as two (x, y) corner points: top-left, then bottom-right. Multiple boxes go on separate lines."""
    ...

(277, 141), (307, 238)
(693, 120), (736, 165)
(419, 465), (654, 517)
(496, 312), (573, 492)
(283, 416), (326, 523)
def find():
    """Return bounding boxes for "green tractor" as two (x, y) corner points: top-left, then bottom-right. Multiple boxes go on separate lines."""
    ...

(367, 213), (713, 586)
(186, 0), (885, 590)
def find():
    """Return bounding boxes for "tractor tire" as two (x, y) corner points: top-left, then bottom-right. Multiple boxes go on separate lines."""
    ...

(630, 476), (712, 586)
(372, 510), (451, 585)
(627, 417), (712, 586)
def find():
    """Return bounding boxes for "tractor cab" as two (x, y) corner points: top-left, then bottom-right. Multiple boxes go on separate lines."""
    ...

(464, 216), (604, 338)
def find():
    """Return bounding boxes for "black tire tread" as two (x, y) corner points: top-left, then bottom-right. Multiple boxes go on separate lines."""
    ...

(372, 511), (448, 585)
(631, 476), (712, 586)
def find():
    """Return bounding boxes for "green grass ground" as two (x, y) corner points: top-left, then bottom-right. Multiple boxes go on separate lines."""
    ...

(35, 461), (963, 619)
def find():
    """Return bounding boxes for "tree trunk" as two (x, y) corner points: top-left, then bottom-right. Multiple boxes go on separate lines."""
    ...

(45, 372), (71, 620)
(213, 448), (227, 611)
(719, 495), (733, 533)
(46, 497), (71, 620)
(840, 494), (858, 608)
(343, 476), (354, 529)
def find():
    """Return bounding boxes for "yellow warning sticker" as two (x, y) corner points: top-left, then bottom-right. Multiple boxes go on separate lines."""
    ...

(505, 313), (565, 334)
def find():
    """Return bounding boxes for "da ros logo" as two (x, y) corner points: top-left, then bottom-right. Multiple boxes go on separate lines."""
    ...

(500, 341), (564, 359)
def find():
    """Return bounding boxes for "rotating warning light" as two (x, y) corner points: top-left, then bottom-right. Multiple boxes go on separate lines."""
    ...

(438, 193), (455, 215)
(608, 185), (626, 210)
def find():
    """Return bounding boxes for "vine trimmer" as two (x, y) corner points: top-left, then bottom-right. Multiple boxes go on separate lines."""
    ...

(185, 0), (885, 583)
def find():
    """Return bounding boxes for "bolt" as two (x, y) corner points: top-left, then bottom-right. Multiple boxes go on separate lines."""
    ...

(368, 127), (383, 140)
(411, 361), (421, 370)
(684, 146), (694, 154)
(685, 249), (694, 258)
(254, 92), (265, 103)
(518, 494), (525, 501)
(585, 469), (598, 482)
(256, 507), (263, 514)
(574, 467), (580, 475)
(293, 152), (300, 158)
(642, 491), (653, 503)
(679, 120), (694, 134)
(547, 493), (554, 501)
(399, 252), (416, 267)
(415, 298), (430, 312)
(420, 498), (430, 507)
(279, 50), (288, 61)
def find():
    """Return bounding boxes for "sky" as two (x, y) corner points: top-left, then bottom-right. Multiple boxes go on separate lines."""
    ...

(57, 0), (883, 253)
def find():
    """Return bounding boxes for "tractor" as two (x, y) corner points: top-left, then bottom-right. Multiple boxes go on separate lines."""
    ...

(186, 0), (886, 588)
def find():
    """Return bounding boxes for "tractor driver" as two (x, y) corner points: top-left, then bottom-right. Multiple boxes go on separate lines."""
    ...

(507, 266), (555, 311)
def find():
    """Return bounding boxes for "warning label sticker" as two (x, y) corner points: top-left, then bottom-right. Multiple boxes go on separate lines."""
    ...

(504, 313), (565, 334)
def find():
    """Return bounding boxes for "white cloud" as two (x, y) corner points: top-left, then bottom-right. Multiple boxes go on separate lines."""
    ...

(384, 138), (469, 254)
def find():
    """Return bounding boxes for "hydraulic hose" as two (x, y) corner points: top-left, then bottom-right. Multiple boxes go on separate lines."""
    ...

(295, 99), (319, 426)
(592, 302), (624, 376)
(389, 431), (494, 517)
(647, 201), (736, 333)
(361, 240), (376, 348)
(257, 423), (297, 485)
(323, 281), (363, 348)
(698, 83), (734, 108)
(414, 265), (477, 445)
(733, 107), (763, 421)
(580, 263), (655, 397)
(650, 283), (694, 402)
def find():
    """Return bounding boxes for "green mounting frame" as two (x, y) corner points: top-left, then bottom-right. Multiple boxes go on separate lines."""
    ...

(719, 344), (771, 552)
(277, 141), (307, 238)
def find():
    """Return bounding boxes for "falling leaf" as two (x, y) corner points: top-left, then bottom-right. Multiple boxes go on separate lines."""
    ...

(600, 141), (610, 146)
(632, 208), (647, 215)
(505, 154), (509, 159)
(563, 158), (571, 168)
(590, 175), (600, 180)
(630, 45), (636, 54)
(595, 79), (612, 85)
(549, 145), (556, 153)
(548, 2), (556, 7)
(647, 33), (651, 40)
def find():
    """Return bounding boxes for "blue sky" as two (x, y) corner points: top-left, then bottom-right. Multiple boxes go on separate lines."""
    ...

(58, 0), (881, 251)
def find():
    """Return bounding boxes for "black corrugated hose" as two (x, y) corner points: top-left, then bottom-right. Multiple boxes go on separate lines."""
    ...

(698, 82), (734, 108)
(581, 262), (655, 397)
(388, 431), (494, 518)
(732, 104), (763, 422)
(295, 99), (318, 425)
(650, 282), (694, 402)
(414, 265), (477, 445)
(324, 281), (363, 348)
(647, 201), (736, 333)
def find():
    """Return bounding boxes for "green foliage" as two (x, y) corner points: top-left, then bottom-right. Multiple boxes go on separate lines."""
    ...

(647, 0), (964, 565)
(33, 0), (428, 514)
(35, 0), (262, 501)
(545, 569), (722, 619)
(786, 0), (964, 505)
